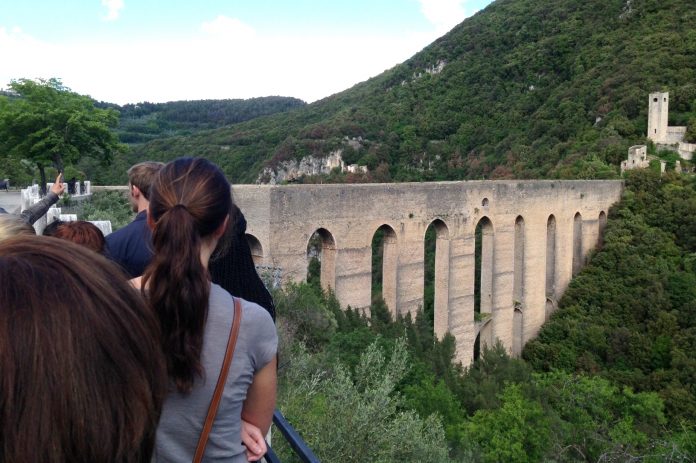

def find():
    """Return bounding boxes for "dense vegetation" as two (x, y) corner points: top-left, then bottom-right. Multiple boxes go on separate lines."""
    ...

(272, 169), (696, 461)
(87, 0), (696, 185)
(0, 90), (305, 187)
(95, 97), (306, 144)
(65, 190), (132, 230)
(524, 169), (696, 427)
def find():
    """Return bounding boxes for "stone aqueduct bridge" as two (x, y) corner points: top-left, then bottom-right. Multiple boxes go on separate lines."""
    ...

(232, 180), (624, 365)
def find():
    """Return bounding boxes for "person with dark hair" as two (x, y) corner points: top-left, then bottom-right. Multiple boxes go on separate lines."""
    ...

(210, 203), (276, 321)
(0, 236), (167, 462)
(67, 176), (77, 195)
(42, 219), (65, 237)
(106, 161), (164, 277)
(49, 220), (107, 254)
(132, 157), (277, 462)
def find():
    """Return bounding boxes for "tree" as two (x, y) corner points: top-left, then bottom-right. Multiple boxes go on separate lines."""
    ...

(460, 383), (551, 462)
(276, 338), (449, 462)
(0, 78), (124, 193)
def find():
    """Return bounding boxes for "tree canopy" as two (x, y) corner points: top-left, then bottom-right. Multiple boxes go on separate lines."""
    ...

(0, 78), (124, 191)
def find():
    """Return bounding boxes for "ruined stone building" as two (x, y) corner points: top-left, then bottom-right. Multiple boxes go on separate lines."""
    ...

(648, 92), (696, 160)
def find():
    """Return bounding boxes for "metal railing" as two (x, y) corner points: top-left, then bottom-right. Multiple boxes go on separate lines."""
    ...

(264, 409), (320, 463)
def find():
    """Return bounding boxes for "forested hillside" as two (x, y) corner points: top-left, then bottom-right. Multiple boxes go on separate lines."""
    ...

(106, 0), (696, 184)
(524, 169), (696, 426)
(96, 97), (305, 143)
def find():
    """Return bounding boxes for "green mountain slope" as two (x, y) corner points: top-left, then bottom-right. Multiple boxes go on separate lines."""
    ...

(127, 0), (696, 184)
(96, 97), (305, 144)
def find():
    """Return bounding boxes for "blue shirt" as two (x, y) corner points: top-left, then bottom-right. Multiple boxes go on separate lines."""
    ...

(105, 211), (153, 278)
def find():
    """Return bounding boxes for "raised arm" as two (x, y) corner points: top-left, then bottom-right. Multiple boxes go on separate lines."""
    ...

(20, 174), (65, 225)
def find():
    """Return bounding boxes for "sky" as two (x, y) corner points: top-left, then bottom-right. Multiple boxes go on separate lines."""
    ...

(0, 0), (495, 105)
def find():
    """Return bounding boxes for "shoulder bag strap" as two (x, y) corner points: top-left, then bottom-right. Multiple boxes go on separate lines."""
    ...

(193, 297), (243, 463)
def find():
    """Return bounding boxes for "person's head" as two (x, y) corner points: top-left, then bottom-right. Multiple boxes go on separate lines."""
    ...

(127, 161), (164, 213)
(42, 219), (64, 237)
(0, 236), (166, 462)
(51, 220), (106, 254)
(211, 203), (244, 260)
(0, 214), (35, 242)
(143, 157), (231, 393)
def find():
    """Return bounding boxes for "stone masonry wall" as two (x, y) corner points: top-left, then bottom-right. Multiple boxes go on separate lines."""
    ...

(232, 180), (624, 365)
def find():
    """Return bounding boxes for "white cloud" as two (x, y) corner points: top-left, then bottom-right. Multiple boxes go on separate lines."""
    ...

(201, 16), (256, 42)
(101, 0), (124, 21)
(418, 0), (471, 33)
(0, 17), (437, 105)
(0, 27), (67, 84)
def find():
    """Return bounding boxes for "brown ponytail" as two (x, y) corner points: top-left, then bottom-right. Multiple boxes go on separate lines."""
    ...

(142, 158), (232, 393)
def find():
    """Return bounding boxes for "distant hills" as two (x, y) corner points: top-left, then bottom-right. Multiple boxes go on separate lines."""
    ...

(96, 0), (696, 184)
(95, 97), (306, 144)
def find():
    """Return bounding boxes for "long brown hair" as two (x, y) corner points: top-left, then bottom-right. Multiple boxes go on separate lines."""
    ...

(0, 236), (166, 462)
(143, 157), (231, 393)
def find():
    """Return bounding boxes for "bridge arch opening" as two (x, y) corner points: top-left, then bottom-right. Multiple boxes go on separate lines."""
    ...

(306, 228), (337, 292)
(545, 297), (557, 322)
(474, 317), (493, 362)
(513, 308), (523, 357)
(245, 233), (264, 267)
(474, 217), (494, 352)
(512, 216), (525, 356)
(545, 215), (557, 320)
(372, 224), (398, 316)
(424, 219), (450, 339)
(598, 211), (607, 247)
(573, 212), (583, 276)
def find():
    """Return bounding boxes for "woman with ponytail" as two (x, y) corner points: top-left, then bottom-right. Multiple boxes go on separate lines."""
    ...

(132, 157), (277, 462)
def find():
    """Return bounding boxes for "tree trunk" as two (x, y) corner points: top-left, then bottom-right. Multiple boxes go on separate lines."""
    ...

(43, 153), (64, 196)
(52, 153), (64, 174)
(38, 163), (47, 196)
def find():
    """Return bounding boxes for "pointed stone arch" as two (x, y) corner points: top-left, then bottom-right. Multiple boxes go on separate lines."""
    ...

(598, 210), (607, 247)
(424, 219), (450, 340)
(573, 212), (583, 276)
(475, 216), (494, 351)
(512, 216), (525, 356)
(372, 224), (398, 315)
(546, 214), (558, 320)
(513, 215), (525, 308)
(306, 227), (337, 292)
(245, 233), (264, 267)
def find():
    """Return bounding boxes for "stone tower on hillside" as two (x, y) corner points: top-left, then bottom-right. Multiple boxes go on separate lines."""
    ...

(648, 92), (669, 143)
(646, 91), (696, 159)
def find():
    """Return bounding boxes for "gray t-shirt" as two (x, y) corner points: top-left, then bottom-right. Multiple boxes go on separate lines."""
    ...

(153, 284), (277, 462)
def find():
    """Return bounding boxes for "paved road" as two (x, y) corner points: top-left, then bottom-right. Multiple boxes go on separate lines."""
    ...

(0, 192), (22, 214)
